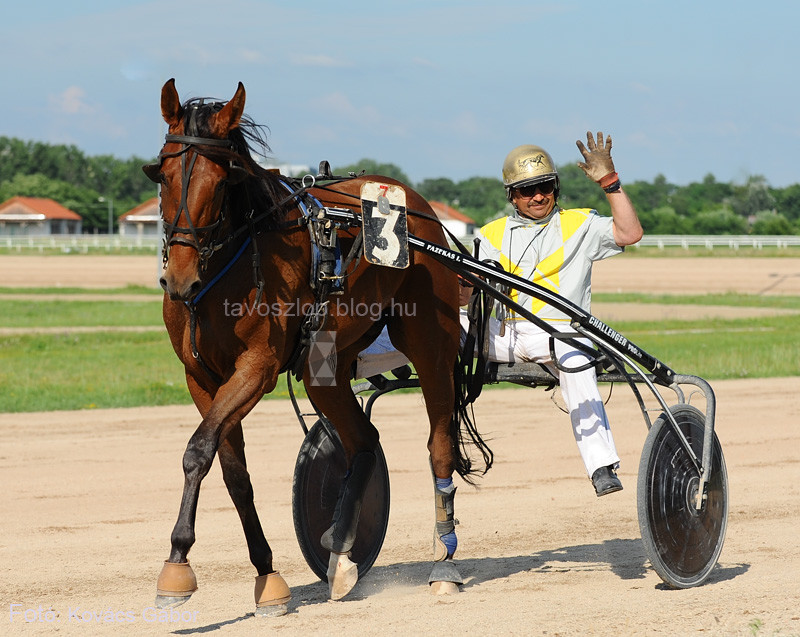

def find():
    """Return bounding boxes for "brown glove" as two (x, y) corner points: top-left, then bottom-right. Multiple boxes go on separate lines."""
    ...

(576, 131), (618, 188)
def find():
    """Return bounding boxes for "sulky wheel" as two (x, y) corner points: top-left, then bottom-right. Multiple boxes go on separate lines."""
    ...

(292, 419), (390, 582)
(637, 404), (728, 588)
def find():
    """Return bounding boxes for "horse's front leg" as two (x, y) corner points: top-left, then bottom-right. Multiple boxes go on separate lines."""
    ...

(218, 424), (291, 617)
(155, 368), (288, 610)
(154, 414), (217, 608)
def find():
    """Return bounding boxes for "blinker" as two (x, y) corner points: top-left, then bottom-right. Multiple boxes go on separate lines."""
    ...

(142, 162), (162, 182)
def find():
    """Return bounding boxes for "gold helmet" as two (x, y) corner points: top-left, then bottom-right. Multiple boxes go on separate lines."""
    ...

(502, 144), (559, 200)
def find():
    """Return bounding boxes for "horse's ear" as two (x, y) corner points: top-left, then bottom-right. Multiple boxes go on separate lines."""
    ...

(160, 78), (183, 127)
(210, 82), (246, 137)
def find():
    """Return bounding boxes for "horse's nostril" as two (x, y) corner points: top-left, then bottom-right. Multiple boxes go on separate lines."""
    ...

(159, 277), (169, 292)
(189, 280), (203, 297)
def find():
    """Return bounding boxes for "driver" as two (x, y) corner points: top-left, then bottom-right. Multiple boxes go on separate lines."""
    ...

(462, 132), (643, 496)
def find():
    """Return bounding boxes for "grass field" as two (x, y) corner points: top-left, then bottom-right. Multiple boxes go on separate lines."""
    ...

(1, 288), (799, 412)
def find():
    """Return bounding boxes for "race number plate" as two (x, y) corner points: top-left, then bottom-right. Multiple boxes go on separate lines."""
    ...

(360, 181), (409, 269)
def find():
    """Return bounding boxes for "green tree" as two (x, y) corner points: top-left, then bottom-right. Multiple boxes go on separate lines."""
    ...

(683, 174), (734, 214)
(4, 138), (800, 237)
(452, 176), (507, 225)
(626, 174), (674, 212)
(773, 183), (800, 223)
(691, 208), (748, 234)
(0, 173), (86, 203)
(557, 163), (607, 214)
(0, 173), (112, 230)
(416, 177), (459, 206)
(332, 159), (411, 185)
(750, 211), (795, 235)
(728, 175), (776, 219)
(0, 136), (159, 232)
(0, 137), (32, 182)
(638, 205), (693, 234)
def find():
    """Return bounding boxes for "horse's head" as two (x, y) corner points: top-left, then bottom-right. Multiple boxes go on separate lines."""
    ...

(145, 78), (250, 301)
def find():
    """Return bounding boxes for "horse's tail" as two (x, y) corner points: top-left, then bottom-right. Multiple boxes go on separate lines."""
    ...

(450, 341), (494, 485)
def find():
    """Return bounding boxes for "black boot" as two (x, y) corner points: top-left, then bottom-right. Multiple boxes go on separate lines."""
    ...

(591, 465), (623, 497)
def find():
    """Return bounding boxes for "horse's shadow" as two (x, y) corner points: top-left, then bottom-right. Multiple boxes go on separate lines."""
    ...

(173, 540), (749, 633)
(284, 537), (748, 607)
(376, 538), (745, 591)
(369, 538), (746, 590)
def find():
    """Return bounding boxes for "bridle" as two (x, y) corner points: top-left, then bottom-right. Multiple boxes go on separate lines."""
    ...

(144, 104), (248, 269)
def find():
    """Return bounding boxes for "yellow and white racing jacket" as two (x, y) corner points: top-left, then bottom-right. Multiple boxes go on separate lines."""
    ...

(475, 207), (622, 324)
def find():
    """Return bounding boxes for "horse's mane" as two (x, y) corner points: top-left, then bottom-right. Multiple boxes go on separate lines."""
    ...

(182, 97), (291, 231)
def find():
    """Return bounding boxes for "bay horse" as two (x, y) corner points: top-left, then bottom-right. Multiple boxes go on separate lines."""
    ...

(143, 79), (492, 615)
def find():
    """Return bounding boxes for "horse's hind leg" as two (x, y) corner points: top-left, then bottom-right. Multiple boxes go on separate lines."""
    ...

(321, 448), (375, 600)
(388, 307), (465, 594)
(305, 368), (380, 601)
(217, 423), (291, 616)
(418, 369), (465, 595)
(428, 460), (462, 594)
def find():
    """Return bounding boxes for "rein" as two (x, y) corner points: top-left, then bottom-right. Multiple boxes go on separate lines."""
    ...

(152, 126), (470, 384)
(152, 129), (351, 383)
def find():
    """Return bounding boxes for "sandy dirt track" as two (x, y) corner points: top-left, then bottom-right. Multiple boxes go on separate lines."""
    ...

(1, 254), (800, 635)
(2, 254), (800, 296)
(2, 382), (800, 636)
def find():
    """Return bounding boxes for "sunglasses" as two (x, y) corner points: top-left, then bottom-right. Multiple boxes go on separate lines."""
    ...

(515, 180), (556, 198)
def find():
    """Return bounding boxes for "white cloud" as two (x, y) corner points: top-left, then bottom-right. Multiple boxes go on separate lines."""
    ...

(449, 111), (480, 137)
(45, 85), (128, 144)
(238, 49), (265, 64)
(120, 57), (156, 82)
(318, 92), (381, 125)
(290, 54), (348, 68)
(628, 130), (660, 151)
(630, 82), (653, 94)
(412, 57), (438, 69)
(50, 86), (93, 115)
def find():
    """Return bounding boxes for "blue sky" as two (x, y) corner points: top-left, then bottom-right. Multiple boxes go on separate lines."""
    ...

(2, 1), (798, 187)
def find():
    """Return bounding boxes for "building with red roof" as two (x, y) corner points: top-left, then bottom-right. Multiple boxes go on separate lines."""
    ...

(429, 201), (476, 240)
(119, 197), (160, 237)
(0, 196), (82, 235)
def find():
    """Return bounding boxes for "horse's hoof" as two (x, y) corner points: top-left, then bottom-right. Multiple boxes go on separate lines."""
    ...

(155, 561), (197, 608)
(428, 559), (463, 596)
(154, 595), (191, 609)
(254, 603), (289, 618)
(327, 552), (358, 601)
(254, 572), (291, 617)
(430, 580), (460, 596)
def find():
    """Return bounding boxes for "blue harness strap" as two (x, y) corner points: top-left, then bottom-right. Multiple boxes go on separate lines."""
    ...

(187, 236), (252, 307)
(183, 237), (254, 385)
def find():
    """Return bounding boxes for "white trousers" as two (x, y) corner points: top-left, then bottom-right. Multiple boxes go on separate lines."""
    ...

(461, 312), (619, 477)
(355, 327), (410, 379)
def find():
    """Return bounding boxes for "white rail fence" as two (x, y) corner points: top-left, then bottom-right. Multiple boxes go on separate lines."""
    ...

(634, 235), (800, 250)
(1, 234), (800, 253)
(1, 235), (162, 253)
